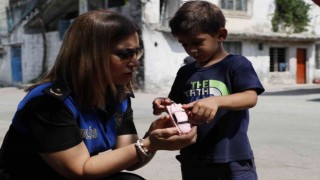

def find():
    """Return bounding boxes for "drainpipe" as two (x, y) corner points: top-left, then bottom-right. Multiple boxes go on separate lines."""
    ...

(79, 0), (88, 14)
(39, 17), (47, 76)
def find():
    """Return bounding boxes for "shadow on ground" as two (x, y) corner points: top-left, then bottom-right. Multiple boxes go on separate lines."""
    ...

(262, 88), (320, 96)
(308, 98), (320, 102)
(262, 88), (320, 102)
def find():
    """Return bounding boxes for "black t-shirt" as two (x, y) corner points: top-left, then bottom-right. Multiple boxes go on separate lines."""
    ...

(0, 93), (137, 179)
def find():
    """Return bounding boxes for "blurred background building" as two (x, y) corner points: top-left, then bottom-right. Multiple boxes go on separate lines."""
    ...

(0, 0), (319, 93)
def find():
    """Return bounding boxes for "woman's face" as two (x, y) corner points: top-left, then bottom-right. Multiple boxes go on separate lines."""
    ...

(110, 32), (142, 85)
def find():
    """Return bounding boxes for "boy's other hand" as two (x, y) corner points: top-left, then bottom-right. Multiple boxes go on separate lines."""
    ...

(182, 98), (218, 125)
(152, 97), (174, 115)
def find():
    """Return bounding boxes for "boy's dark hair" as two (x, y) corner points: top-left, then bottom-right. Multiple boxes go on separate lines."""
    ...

(169, 1), (226, 36)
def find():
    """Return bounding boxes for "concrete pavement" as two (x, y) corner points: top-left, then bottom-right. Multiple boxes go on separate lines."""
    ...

(0, 84), (320, 180)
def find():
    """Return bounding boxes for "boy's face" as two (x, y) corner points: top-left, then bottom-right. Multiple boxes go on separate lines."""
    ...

(177, 30), (226, 64)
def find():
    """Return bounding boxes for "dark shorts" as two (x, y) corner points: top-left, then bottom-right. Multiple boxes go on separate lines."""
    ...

(178, 157), (258, 180)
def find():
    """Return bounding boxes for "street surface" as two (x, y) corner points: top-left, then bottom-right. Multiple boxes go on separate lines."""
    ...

(0, 84), (320, 180)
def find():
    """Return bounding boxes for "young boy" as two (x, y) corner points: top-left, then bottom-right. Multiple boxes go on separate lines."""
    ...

(152, 1), (265, 179)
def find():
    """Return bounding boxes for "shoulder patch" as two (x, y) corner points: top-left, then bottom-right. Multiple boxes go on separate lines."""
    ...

(43, 81), (71, 102)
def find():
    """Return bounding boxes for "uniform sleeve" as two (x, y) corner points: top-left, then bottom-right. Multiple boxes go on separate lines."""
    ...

(116, 98), (137, 135)
(231, 56), (265, 95)
(23, 95), (82, 153)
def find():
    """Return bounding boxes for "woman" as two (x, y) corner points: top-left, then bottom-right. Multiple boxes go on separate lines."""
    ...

(0, 10), (197, 179)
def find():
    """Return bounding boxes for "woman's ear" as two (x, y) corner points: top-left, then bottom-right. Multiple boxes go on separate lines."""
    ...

(218, 28), (228, 41)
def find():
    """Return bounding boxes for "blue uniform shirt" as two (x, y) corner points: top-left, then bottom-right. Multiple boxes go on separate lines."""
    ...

(12, 82), (128, 155)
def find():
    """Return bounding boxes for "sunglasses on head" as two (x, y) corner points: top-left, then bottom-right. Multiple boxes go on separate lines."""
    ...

(113, 47), (144, 61)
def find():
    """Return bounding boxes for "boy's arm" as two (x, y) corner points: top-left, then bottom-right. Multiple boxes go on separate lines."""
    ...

(183, 90), (258, 124)
(212, 90), (258, 110)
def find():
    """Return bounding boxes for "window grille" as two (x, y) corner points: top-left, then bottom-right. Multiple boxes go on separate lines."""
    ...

(270, 47), (287, 72)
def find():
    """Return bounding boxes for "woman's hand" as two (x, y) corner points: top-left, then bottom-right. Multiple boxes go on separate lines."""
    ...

(147, 114), (173, 133)
(143, 114), (197, 152)
(145, 126), (197, 152)
(152, 97), (174, 115)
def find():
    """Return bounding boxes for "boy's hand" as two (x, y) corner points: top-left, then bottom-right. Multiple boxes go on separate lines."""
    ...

(182, 97), (218, 125)
(152, 97), (174, 115)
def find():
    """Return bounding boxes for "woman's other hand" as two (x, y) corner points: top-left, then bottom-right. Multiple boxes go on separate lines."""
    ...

(140, 110), (197, 158)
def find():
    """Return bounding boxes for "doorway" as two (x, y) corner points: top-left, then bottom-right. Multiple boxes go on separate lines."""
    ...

(296, 48), (306, 84)
(11, 46), (22, 82)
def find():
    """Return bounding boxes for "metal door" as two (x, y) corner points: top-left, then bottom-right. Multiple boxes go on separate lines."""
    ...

(11, 46), (22, 82)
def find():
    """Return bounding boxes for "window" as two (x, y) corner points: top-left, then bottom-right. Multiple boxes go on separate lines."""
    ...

(316, 44), (320, 69)
(221, 0), (247, 11)
(159, 0), (180, 29)
(270, 48), (287, 72)
(224, 41), (242, 55)
(220, 0), (252, 17)
(0, 47), (4, 59)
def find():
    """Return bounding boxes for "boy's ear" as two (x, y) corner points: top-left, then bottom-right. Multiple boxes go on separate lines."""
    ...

(218, 28), (228, 41)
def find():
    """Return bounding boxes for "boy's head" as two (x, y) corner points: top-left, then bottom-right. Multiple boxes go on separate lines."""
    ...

(169, 1), (226, 37)
(169, 1), (228, 65)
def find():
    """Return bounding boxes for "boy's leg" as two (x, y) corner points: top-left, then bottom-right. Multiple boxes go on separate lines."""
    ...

(180, 163), (223, 180)
(180, 159), (257, 180)
(225, 159), (258, 180)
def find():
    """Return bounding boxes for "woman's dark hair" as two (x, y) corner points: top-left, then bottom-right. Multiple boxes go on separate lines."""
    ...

(27, 10), (141, 110)
(169, 1), (226, 36)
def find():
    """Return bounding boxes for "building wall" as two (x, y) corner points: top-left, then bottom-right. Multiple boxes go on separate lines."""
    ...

(1, 0), (319, 90)
(0, 22), (61, 85)
(225, 0), (272, 34)
(143, 26), (188, 93)
(0, 52), (10, 86)
(0, 23), (25, 85)
(22, 31), (61, 83)
(142, 0), (320, 94)
(46, 32), (62, 72)
(308, 0), (320, 34)
(23, 33), (43, 82)
(0, 0), (8, 86)
(0, 0), (8, 35)
(241, 41), (270, 84)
